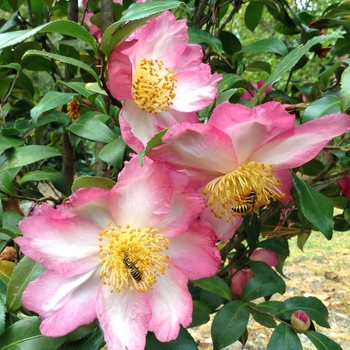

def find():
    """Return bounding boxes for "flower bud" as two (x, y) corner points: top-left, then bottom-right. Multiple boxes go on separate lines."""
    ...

(230, 268), (253, 297)
(291, 310), (311, 333)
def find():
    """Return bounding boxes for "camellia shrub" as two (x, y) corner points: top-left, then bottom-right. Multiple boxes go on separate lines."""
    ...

(0, 1), (349, 349)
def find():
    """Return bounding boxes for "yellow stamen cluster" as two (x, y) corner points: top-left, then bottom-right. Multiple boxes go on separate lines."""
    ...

(132, 58), (178, 114)
(66, 97), (80, 121)
(203, 161), (285, 222)
(98, 222), (170, 294)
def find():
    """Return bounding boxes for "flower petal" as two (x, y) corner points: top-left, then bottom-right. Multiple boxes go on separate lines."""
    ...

(251, 113), (350, 169)
(22, 269), (100, 336)
(16, 215), (100, 276)
(167, 220), (220, 280)
(148, 265), (192, 342)
(97, 287), (151, 350)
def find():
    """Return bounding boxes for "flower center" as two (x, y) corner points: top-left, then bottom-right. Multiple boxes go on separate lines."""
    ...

(203, 161), (285, 222)
(132, 58), (178, 114)
(98, 223), (170, 294)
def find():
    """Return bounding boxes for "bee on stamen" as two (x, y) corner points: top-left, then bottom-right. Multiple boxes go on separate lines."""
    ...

(123, 252), (142, 282)
(232, 190), (257, 215)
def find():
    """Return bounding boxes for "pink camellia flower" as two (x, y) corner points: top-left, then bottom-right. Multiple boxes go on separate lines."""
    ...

(15, 156), (220, 350)
(230, 248), (277, 296)
(291, 310), (311, 333)
(147, 101), (350, 242)
(337, 176), (350, 198)
(106, 11), (222, 152)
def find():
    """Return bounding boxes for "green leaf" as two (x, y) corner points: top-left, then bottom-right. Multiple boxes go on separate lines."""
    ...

(255, 300), (284, 315)
(6, 256), (46, 313)
(0, 168), (20, 197)
(303, 96), (341, 122)
(0, 261), (14, 284)
(30, 91), (76, 125)
(118, 1), (183, 23)
(305, 330), (342, 350)
(67, 119), (116, 143)
(257, 239), (290, 257)
(249, 34), (342, 106)
(145, 327), (197, 350)
(241, 38), (288, 56)
(188, 301), (211, 328)
(267, 323), (302, 350)
(241, 275), (285, 302)
(0, 146), (61, 172)
(19, 169), (69, 195)
(55, 81), (96, 98)
(139, 129), (168, 166)
(71, 176), (116, 193)
(0, 20), (98, 54)
(341, 66), (350, 112)
(0, 316), (65, 349)
(98, 138), (126, 169)
(251, 308), (276, 328)
(192, 275), (233, 301)
(23, 50), (100, 85)
(291, 172), (334, 239)
(211, 301), (250, 349)
(188, 27), (223, 53)
(60, 327), (105, 350)
(0, 136), (25, 153)
(245, 1), (264, 32)
(276, 296), (330, 328)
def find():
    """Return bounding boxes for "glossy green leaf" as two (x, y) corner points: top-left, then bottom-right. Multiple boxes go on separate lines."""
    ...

(6, 256), (46, 312)
(255, 300), (284, 315)
(145, 327), (197, 350)
(0, 146), (61, 172)
(188, 301), (211, 328)
(257, 239), (290, 257)
(249, 34), (342, 106)
(60, 328), (105, 350)
(98, 138), (126, 169)
(0, 316), (65, 349)
(0, 20), (98, 54)
(291, 172), (334, 239)
(305, 330), (342, 350)
(23, 50), (100, 84)
(211, 301), (250, 349)
(19, 169), (68, 195)
(71, 176), (116, 193)
(118, 1), (183, 22)
(241, 274), (285, 302)
(192, 275), (233, 301)
(0, 136), (25, 153)
(267, 323), (302, 350)
(139, 129), (168, 166)
(0, 168), (20, 197)
(245, 1), (264, 32)
(241, 38), (288, 56)
(276, 296), (329, 328)
(188, 27), (223, 53)
(303, 96), (341, 122)
(251, 308), (276, 328)
(0, 261), (14, 284)
(30, 91), (76, 125)
(67, 119), (116, 143)
(249, 261), (285, 292)
(341, 66), (350, 112)
(55, 81), (96, 98)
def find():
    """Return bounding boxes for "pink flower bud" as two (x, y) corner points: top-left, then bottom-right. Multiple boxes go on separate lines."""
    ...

(230, 268), (254, 297)
(250, 248), (278, 267)
(291, 310), (311, 333)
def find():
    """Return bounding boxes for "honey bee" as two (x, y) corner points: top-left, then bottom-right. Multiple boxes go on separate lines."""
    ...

(232, 190), (257, 215)
(123, 252), (142, 282)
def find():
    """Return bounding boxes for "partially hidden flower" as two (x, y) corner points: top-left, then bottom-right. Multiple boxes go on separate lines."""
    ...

(240, 80), (273, 101)
(291, 310), (311, 333)
(148, 101), (350, 242)
(337, 175), (350, 198)
(106, 11), (222, 152)
(230, 248), (277, 296)
(15, 156), (220, 350)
